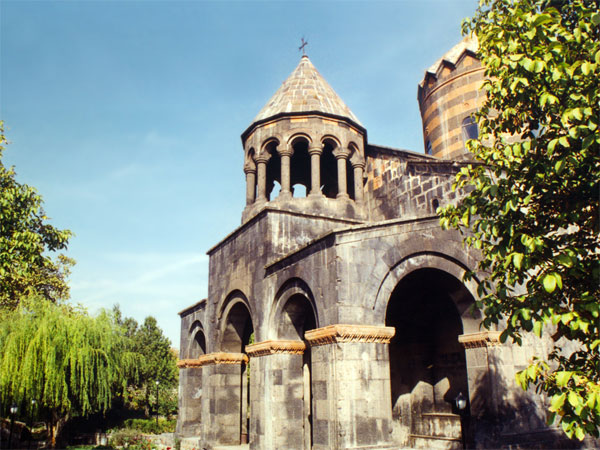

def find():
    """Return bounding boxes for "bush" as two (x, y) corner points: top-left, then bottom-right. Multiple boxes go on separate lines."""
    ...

(122, 418), (176, 434)
(108, 428), (154, 449)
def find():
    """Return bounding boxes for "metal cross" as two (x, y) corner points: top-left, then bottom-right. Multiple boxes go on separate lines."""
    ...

(299, 38), (308, 55)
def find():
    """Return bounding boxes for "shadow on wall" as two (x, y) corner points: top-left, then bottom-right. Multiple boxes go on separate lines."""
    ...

(469, 352), (584, 449)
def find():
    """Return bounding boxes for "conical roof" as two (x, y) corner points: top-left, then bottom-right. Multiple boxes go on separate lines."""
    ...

(252, 55), (362, 127)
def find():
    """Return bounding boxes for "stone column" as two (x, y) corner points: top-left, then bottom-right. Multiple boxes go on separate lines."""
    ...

(255, 155), (270, 203)
(245, 340), (308, 449)
(308, 146), (323, 197)
(458, 331), (501, 448)
(244, 165), (257, 205)
(176, 360), (204, 438)
(279, 147), (293, 199)
(335, 150), (349, 200)
(304, 324), (396, 450)
(352, 162), (365, 203)
(194, 352), (249, 447)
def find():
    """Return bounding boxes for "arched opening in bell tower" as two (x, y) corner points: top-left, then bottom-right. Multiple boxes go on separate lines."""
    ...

(265, 141), (281, 201)
(290, 137), (311, 198)
(385, 268), (472, 448)
(320, 139), (339, 198)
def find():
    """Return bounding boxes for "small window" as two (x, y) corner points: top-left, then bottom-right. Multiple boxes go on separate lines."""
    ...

(425, 140), (433, 155)
(462, 116), (479, 146)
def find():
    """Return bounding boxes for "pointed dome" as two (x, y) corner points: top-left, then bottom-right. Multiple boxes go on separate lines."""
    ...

(252, 55), (362, 127)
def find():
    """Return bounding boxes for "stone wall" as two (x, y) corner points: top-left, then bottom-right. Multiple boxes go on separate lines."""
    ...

(364, 146), (461, 221)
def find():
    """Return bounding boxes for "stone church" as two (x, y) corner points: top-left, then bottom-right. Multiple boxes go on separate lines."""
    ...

(176, 39), (566, 449)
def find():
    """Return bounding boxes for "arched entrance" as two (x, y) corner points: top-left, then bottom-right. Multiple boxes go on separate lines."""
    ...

(386, 268), (474, 448)
(222, 301), (254, 445)
(274, 287), (317, 450)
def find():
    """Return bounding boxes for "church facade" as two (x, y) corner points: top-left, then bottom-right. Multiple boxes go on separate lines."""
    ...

(176, 41), (567, 449)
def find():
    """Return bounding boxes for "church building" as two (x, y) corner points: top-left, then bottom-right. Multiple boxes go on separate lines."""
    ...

(176, 39), (565, 449)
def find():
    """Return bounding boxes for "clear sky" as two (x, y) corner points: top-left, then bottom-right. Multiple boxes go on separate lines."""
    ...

(1, 0), (478, 348)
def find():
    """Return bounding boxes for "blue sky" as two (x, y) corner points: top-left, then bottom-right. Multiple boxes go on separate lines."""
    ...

(1, 0), (478, 348)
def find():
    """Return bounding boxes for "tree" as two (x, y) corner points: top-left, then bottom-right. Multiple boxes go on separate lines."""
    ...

(0, 122), (73, 309)
(113, 307), (178, 417)
(439, 0), (599, 440)
(0, 298), (139, 447)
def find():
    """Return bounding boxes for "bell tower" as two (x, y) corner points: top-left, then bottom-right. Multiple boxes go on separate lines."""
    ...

(240, 54), (367, 223)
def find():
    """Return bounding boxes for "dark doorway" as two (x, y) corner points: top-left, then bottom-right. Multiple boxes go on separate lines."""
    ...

(386, 268), (472, 448)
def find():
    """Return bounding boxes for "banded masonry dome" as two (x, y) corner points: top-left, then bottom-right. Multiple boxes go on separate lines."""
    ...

(241, 54), (368, 223)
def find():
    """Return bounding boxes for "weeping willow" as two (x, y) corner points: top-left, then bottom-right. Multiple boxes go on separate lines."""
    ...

(0, 297), (139, 446)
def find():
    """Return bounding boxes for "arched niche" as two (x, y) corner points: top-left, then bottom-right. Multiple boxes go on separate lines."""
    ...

(385, 268), (476, 446)
(271, 278), (319, 340)
(188, 320), (207, 358)
(220, 292), (254, 353)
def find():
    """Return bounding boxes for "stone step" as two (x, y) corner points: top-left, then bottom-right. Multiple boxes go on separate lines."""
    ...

(413, 412), (462, 439)
(411, 433), (463, 450)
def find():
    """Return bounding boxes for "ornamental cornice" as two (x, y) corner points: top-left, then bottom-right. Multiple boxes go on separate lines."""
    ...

(304, 324), (395, 346)
(245, 340), (306, 357)
(176, 352), (248, 368)
(176, 359), (203, 369)
(458, 331), (502, 349)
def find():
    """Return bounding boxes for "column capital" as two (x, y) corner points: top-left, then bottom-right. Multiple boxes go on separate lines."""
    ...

(333, 148), (350, 160)
(308, 146), (323, 156)
(255, 153), (271, 164)
(244, 163), (257, 174)
(458, 331), (502, 348)
(350, 160), (365, 169)
(245, 340), (306, 357)
(278, 147), (294, 158)
(305, 324), (395, 346)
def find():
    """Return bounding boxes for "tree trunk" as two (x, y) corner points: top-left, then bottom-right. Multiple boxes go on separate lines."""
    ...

(48, 410), (69, 449)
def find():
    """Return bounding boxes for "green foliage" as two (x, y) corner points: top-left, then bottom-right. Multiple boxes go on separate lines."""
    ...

(0, 122), (74, 310)
(440, 0), (599, 439)
(112, 306), (178, 418)
(122, 418), (176, 434)
(0, 298), (141, 446)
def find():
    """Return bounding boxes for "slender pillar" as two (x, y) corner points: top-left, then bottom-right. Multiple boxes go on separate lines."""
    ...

(352, 162), (364, 203)
(279, 147), (293, 199)
(308, 146), (323, 197)
(335, 151), (349, 200)
(256, 155), (269, 203)
(244, 165), (256, 205)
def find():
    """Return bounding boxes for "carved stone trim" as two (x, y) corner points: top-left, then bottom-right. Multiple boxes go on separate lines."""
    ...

(458, 331), (502, 349)
(177, 359), (203, 369)
(246, 340), (307, 357)
(304, 324), (395, 346)
(176, 352), (248, 368)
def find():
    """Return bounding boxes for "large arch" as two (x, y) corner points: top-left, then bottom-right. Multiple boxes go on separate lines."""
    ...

(270, 278), (319, 340)
(385, 265), (478, 447)
(270, 278), (318, 450)
(217, 291), (254, 445)
(372, 251), (481, 333)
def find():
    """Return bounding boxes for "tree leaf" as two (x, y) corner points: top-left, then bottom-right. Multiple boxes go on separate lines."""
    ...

(543, 274), (557, 293)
